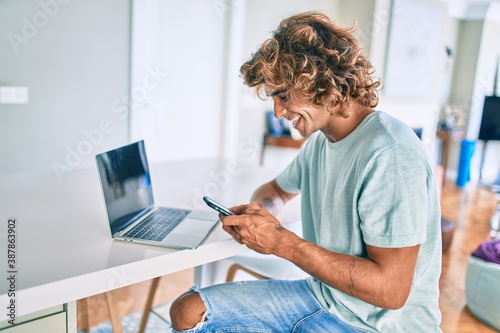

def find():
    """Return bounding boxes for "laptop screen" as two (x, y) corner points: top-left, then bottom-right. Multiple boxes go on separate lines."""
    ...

(96, 140), (154, 235)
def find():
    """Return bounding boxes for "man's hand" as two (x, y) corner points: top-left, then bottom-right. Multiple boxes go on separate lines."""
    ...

(220, 204), (296, 255)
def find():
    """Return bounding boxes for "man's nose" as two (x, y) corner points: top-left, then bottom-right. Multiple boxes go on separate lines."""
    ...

(273, 97), (287, 119)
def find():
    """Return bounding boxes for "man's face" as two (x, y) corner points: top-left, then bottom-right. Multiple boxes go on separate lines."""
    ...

(271, 91), (331, 138)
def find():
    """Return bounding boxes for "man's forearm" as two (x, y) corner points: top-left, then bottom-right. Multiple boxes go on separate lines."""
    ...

(276, 232), (419, 310)
(250, 180), (296, 216)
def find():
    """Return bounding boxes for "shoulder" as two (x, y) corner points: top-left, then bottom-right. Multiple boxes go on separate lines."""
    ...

(359, 112), (429, 161)
(363, 112), (419, 144)
(299, 132), (326, 156)
(347, 112), (433, 185)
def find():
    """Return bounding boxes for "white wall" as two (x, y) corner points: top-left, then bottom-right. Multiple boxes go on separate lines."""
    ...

(0, 0), (131, 179)
(130, 0), (227, 162)
(367, 0), (453, 165)
(337, 0), (376, 56)
(438, 11), (460, 110)
(448, 20), (483, 113)
(445, 19), (483, 179)
(467, 2), (500, 182)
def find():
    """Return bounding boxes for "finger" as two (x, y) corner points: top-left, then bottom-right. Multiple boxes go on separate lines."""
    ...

(245, 203), (261, 210)
(222, 224), (244, 244)
(228, 204), (248, 215)
(222, 223), (237, 235)
(229, 203), (263, 215)
(220, 215), (241, 228)
(234, 231), (244, 244)
(240, 207), (269, 217)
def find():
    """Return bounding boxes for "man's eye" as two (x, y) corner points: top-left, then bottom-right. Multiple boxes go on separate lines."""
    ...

(279, 95), (287, 102)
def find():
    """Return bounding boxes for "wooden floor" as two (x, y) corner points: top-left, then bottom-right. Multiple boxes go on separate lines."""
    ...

(439, 181), (498, 333)
(77, 181), (499, 332)
(77, 269), (195, 331)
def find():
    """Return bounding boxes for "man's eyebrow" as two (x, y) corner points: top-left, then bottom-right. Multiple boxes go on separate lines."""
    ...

(269, 89), (286, 97)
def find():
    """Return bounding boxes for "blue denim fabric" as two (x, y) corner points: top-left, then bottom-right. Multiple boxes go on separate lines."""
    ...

(172, 279), (365, 333)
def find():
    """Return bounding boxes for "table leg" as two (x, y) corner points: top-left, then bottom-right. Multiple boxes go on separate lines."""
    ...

(104, 292), (123, 333)
(195, 263), (219, 288)
(138, 277), (161, 333)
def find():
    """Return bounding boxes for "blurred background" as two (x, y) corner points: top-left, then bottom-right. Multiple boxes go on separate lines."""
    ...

(1, 0), (499, 184)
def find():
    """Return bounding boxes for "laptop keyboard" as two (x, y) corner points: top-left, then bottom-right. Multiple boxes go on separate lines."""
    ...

(123, 208), (191, 242)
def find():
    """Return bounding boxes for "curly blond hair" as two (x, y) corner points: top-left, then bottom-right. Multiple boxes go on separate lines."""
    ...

(240, 11), (380, 117)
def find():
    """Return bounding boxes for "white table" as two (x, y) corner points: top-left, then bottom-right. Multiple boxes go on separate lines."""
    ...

(0, 158), (300, 327)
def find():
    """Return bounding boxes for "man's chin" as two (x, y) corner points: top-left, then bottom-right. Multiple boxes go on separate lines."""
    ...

(290, 126), (305, 140)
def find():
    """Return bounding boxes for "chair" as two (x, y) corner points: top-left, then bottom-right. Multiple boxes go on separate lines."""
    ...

(226, 251), (309, 282)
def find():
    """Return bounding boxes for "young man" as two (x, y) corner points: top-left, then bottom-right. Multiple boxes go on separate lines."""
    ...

(170, 11), (442, 332)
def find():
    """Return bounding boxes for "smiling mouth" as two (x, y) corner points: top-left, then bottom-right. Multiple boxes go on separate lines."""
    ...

(290, 115), (302, 128)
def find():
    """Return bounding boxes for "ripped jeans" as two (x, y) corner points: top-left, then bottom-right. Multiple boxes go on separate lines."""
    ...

(171, 279), (364, 333)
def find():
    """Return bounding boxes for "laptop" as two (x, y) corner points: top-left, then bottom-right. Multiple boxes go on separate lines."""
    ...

(95, 140), (219, 249)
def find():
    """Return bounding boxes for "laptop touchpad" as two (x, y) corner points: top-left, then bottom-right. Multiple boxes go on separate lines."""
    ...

(162, 218), (217, 248)
(189, 210), (218, 221)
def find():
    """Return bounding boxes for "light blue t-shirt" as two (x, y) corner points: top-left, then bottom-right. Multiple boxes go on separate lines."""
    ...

(276, 111), (442, 332)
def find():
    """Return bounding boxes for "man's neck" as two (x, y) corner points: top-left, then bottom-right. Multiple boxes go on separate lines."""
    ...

(323, 103), (374, 142)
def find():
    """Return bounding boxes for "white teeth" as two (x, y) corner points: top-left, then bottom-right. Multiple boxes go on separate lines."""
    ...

(290, 115), (301, 127)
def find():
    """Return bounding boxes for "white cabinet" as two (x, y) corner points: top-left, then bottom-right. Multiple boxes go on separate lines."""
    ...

(0, 303), (76, 333)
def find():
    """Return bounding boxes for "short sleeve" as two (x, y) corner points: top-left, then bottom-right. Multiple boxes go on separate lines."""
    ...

(358, 146), (430, 248)
(276, 152), (302, 194)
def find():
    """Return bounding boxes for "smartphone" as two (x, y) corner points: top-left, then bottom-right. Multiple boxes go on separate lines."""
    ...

(202, 196), (236, 216)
